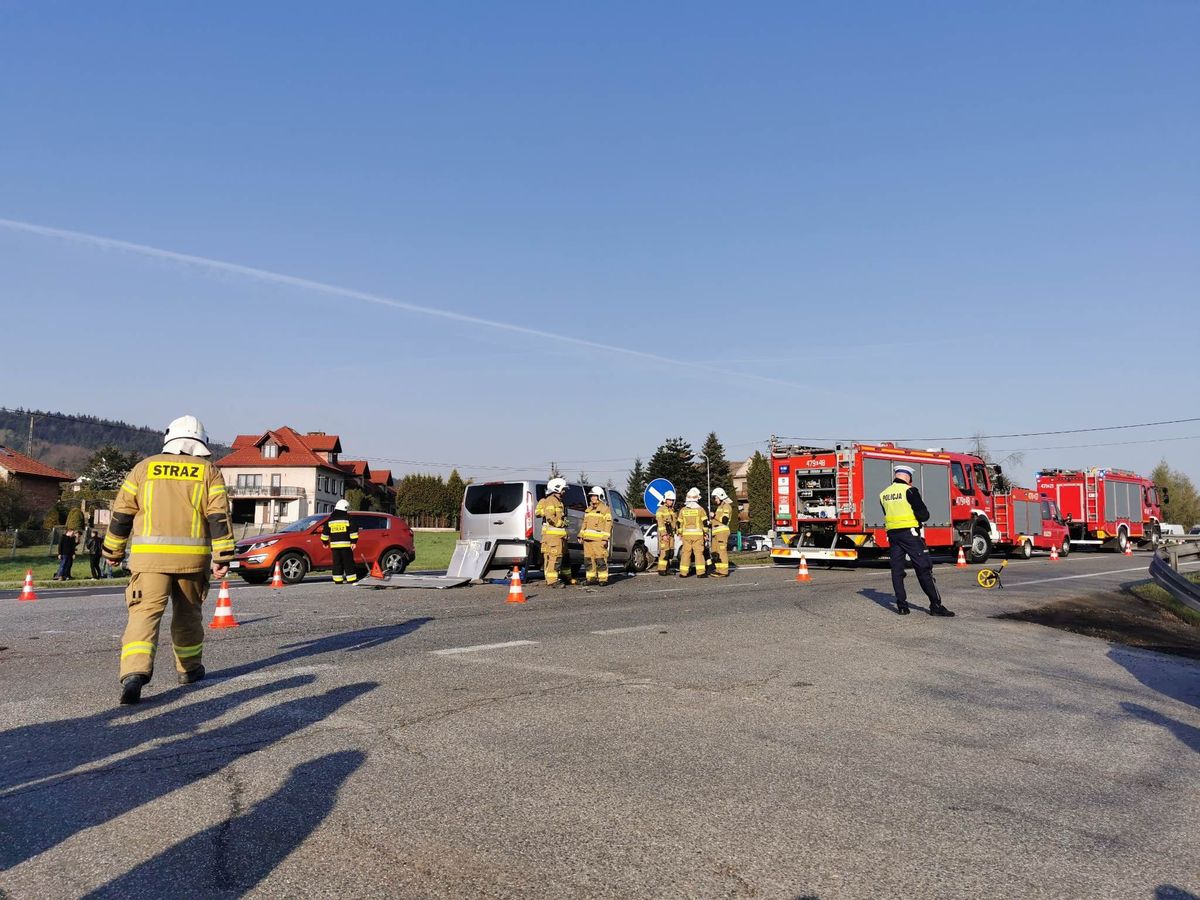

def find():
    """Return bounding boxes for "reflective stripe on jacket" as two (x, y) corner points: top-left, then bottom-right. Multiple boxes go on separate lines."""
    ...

(711, 501), (734, 534)
(535, 495), (568, 537)
(678, 505), (708, 537)
(581, 503), (612, 541)
(321, 512), (359, 549)
(103, 453), (235, 574)
(879, 482), (920, 530)
(655, 505), (677, 538)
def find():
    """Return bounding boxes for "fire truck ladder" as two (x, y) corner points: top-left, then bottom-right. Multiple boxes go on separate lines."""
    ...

(1085, 470), (1099, 524)
(995, 494), (1011, 537)
(836, 460), (852, 516)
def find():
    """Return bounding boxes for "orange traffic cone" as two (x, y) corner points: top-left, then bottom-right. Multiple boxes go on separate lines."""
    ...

(18, 569), (37, 602)
(956, 547), (968, 568)
(271, 562), (284, 589)
(1049, 544), (1060, 562)
(208, 581), (239, 628)
(795, 554), (812, 583)
(370, 558), (386, 579)
(506, 566), (527, 604)
(1124, 540), (1133, 557)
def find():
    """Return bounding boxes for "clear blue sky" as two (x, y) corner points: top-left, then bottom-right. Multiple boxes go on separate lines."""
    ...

(2, 1), (1197, 488)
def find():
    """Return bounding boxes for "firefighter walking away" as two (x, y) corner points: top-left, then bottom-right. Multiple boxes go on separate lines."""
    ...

(322, 499), (360, 584)
(103, 415), (236, 705)
(677, 488), (708, 578)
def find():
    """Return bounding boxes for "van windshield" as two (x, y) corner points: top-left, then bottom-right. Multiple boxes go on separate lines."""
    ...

(464, 483), (524, 515)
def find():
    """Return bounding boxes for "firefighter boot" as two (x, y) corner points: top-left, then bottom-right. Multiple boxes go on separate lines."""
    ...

(178, 664), (206, 685)
(120, 674), (149, 705)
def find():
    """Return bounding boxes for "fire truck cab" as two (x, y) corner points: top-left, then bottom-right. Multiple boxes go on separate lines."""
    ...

(1037, 468), (1171, 551)
(770, 441), (1000, 564)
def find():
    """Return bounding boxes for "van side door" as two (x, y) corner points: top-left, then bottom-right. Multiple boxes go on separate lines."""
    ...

(563, 484), (587, 561)
(606, 490), (636, 563)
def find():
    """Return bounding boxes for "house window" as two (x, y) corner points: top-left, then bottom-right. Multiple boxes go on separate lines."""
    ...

(271, 474), (281, 488)
(236, 474), (263, 489)
(263, 443), (279, 459)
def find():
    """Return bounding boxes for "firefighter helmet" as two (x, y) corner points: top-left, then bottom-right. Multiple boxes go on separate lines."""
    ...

(162, 415), (211, 457)
(712, 487), (729, 502)
(548, 477), (567, 495)
(686, 487), (701, 501)
(589, 486), (605, 498)
(663, 490), (676, 501)
(335, 499), (350, 511)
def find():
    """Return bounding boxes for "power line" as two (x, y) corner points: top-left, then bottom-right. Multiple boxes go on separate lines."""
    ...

(987, 434), (1200, 454)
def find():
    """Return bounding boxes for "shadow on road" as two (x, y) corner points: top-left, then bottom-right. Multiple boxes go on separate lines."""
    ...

(1157, 886), (1200, 900)
(0, 681), (377, 870)
(1107, 646), (1200, 710)
(1121, 703), (1200, 754)
(81, 749), (366, 899)
(858, 588), (926, 615)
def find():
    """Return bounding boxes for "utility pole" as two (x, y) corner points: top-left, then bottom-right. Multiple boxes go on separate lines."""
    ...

(27, 413), (35, 457)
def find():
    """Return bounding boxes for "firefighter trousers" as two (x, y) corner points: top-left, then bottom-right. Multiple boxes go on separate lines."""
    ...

(120, 571), (208, 681)
(542, 534), (566, 584)
(711, 530), (730, 575)
(657, 534), (675, 573)
(678, 536), (706, 576)
(331, 546), (358, 584)
(886, 529), (942, 607)
(583, 539), (608, 584)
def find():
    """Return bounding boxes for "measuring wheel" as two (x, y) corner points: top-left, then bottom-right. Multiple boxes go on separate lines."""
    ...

(976, 559), (1008, 590)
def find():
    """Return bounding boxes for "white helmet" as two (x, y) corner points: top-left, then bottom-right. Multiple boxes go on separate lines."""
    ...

(686, 487), (701, 501)
(894, 465), (916, 479)
(547, 477), (567, 495)
(335, 499), (350, 511)
(590, 486), (605, 498)
(712, 488), (729, 502)
(162, 415), (211, 457)
(663, 490), (676, 501)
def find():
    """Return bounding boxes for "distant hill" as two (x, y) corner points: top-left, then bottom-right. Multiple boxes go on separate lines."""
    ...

(0, 408), (230, 476)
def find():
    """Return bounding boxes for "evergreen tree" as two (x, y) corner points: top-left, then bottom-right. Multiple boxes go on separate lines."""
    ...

(1151, 460), (1200, 530)
(395, 473), (450, 526)
(65, 508), (86, 531)
(43, 507), (62, 531)
(344, 488), (367, 511)
(696, 432), (737, 505)
(647, 437), (696, 496)
(444, 469), (467, 527)
(626, 457), (649, 506)
(746, 451), (773, 533)
(0, 480), (30, 530)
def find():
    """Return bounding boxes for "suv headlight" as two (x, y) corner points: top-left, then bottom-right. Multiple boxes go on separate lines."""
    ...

(248, 539), (279, 551)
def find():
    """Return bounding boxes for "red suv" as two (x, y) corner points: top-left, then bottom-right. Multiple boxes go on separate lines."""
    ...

(230, 512), (415, 584)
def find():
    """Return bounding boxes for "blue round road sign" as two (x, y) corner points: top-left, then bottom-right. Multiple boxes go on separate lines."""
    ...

(643, 478), (676, 515)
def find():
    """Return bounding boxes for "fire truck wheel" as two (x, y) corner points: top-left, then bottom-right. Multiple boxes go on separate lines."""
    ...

(1060, 538), (1071, 556)
(1019, 539), (1033, 560)
(967, 531), (992, 564)
(1116, 527), (1129, 553)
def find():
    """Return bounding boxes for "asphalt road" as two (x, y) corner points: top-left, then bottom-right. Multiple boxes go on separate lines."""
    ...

(1, 552), (1197, 899)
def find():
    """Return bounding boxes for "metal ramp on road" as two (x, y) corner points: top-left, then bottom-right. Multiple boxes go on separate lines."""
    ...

(357, 573), (472, 590)
(357, 539), (498, 589)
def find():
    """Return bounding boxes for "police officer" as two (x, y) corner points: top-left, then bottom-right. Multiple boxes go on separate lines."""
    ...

(321, 499), (360, 584)
(709, 487), (735, 577)
(655, 489), (678, 576)
(103, 415), (236, 705)
(879, 465), (954, 617)
(535, 478), (569, 587)
(581, 486), (613, 585)
(677, 488), (709, 578)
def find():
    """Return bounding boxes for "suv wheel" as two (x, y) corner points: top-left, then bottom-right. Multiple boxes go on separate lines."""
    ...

(380, 547), (409, 574)
(277, 552), (308, 584)
(628, 543), (650, 573)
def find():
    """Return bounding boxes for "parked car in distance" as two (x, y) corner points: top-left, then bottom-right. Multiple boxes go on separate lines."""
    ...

(460, 480), (651, 578)
(230, 511), (415, 584)
(741, 534), (771, 552)
(1191, 526), (1200, 535)
(641, 523), (682, 559)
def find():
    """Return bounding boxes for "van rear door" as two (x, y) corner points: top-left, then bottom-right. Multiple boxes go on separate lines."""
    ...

(461, 483), (530, 542)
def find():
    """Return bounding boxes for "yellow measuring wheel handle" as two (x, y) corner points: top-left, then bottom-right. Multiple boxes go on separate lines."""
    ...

(977, 569), (1000, 589)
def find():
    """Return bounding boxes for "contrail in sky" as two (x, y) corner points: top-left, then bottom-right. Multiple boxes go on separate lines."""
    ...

(0, 216), (815, 391)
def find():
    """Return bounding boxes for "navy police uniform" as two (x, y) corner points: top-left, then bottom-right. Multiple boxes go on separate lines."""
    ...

(879, 473), (954, 616)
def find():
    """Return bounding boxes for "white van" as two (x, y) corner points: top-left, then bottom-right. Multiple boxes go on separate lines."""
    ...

(460, 480), (651, 579)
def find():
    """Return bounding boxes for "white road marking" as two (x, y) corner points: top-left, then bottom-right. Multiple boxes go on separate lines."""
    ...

(644, 588), (683, 594)
(590, 624), (666, 636)
(432, 640), (539, 656)
(1005, 561), (1200, 588)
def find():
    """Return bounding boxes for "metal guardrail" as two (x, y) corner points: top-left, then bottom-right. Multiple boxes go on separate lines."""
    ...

(1149, 535), (1200, 615)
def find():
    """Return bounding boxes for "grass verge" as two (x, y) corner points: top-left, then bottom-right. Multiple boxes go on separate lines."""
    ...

(1131, 575), (1200, 628)
(413, 531), (457, 571)
(0, 545), (129, 589)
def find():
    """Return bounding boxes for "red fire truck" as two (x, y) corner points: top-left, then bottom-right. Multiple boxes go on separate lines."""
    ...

(1036, 468), (1170, 551)
(769, 441), (1000, 565)
(993, 487), (1071, 559)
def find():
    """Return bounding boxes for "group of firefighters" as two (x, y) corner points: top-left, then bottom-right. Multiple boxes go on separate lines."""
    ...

(100, 413), (948, 707)
(532, 478), (737, 586)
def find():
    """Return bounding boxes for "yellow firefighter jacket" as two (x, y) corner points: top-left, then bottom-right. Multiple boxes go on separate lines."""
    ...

(711, 500), (735, 535)
(103, 453), (236, 574)
(656, 504), (677, 538)
(581, 502), (612, 542)
(535, 494), (568, 537)
(678, 504), (708, 537)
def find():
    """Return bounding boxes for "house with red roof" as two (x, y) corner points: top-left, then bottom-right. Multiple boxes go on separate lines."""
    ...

(0, 445), (74, 514)
(215, 428), (349, 525)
